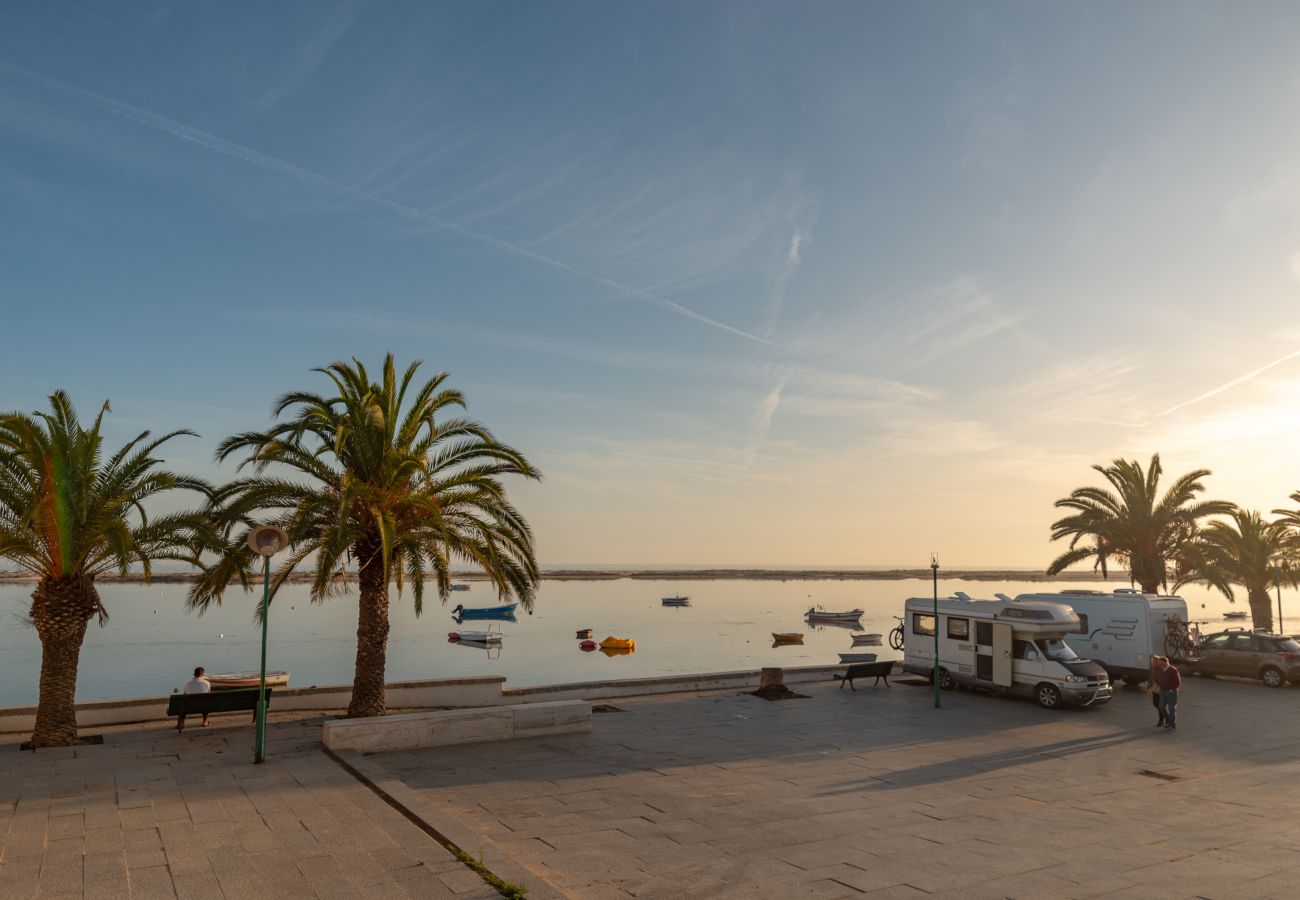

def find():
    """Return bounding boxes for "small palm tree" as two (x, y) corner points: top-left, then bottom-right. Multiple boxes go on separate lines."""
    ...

(1046, 454), (1234, 592)
(0, 393), (212, 747)
(1174, 510), (1300, 633)
(191, 355), (541, 718)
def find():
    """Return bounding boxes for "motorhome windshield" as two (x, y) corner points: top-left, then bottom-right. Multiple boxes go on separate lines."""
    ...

(1036, 638), (1079, 661)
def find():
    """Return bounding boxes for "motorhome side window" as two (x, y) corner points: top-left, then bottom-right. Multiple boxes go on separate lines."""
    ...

(947, 617), (969, 640)
(912, 613), (936, 636)
(1076, 614), (1088, 635)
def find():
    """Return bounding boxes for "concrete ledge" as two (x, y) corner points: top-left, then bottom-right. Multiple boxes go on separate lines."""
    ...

(502, 664), (846, 703)
(322, 700), (592, 753)
(0, 675), (507, 734)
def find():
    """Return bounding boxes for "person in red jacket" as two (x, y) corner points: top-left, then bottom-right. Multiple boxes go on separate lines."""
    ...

(1153, 655), (1182, 731)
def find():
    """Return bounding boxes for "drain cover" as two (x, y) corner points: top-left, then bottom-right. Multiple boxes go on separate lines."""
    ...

(1137, 770), (1181, 781)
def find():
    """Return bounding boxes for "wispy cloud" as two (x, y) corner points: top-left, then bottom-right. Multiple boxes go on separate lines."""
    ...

(0, 59), (777, 347)
(254, 0), (361, 110)
(1158, 347), (1300, 418)
(763, 223), (813, 339)
(895, 277), (1021, 364)
(743, 375), (786, 467)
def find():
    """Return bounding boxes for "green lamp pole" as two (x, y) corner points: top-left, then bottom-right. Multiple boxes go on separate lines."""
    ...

(1272, 556), (1285, 635)
(932, 552), (940, 709)
(248, 525), (289, 764)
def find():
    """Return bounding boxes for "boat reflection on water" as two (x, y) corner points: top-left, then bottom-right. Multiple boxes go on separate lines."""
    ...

(449, 637), (501, 660)
(600, 646), (634, 657)
(805, 619), (860, 632)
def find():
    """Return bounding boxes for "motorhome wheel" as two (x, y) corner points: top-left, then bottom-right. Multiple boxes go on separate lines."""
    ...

(1122, 675), (1145, 687)
(1035, 683), (1062, 709)
(938, 669), (956, 691)
(1261, 666), (1284, 688)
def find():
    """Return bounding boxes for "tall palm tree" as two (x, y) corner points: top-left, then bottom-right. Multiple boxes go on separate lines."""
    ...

(0, 393), (212, 747)
(1275, 491), (1300, 531)
(1174, 510), (1300, 633)
(1046, 454), (1233, 593)
(191, 355), (541, 718)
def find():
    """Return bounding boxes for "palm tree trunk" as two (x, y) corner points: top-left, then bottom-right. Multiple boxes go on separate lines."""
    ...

(348, 536), (389, 717)
(1248, 586), (1275, 634)
(29, 577), (97, 748)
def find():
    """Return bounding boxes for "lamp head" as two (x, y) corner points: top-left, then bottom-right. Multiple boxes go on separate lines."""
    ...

(247, 525), (290, 558)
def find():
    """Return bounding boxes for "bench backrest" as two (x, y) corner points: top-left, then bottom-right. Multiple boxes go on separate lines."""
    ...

(846, 662), (892, 677)
(167, 688), (272, 715)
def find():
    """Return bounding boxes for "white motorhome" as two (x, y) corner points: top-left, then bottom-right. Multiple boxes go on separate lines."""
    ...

(1014, 589), (1190, 684)
(902, 594), (1111, 709)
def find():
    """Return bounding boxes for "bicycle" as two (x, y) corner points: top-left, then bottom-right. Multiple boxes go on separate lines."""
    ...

(888, 616), (905, 651)
(1163, 620), (1200, 661)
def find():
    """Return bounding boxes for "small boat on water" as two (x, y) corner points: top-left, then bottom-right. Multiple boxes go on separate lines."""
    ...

(851, 633), (883, 645)
(1224, 611), (1249, 620)
(662, 596), (691, 606)
(451, 583), (471, 592)
(207, 671), (290, 690)
(772, 632), (804, 643)
(600, 637), (636, 651)
(806, 607), (864, 622)
(449, 630), (503, 643)
(453, 603), (518, 620)
(837, 652), (878, 664)
(577, 628), (593, 639)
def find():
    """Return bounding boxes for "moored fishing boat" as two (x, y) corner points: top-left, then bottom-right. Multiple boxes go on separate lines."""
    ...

(600, 636), (636, 651)
(806, 607), (864, 622)
(661, 596), (691, 606)
(449, 630), (503, 643)
(451, 583), (471, 591)
(837, 652), (878, 664)
(772, 632), (804, 643)
(207, 671), (290, 690)
(453, 603), (518, 619)
(851, 633), (883, 645)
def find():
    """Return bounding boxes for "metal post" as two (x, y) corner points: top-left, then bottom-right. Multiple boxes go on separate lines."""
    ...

(932, 553), (940, 709)
(254, 554), (270, 764)
(1276, 564), (1284, 636)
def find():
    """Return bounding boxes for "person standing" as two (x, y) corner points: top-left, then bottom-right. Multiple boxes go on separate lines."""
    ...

(1153, 655), (1182, 732)
(1148, 655), (1166, 728)
(179, 666), (211, 732)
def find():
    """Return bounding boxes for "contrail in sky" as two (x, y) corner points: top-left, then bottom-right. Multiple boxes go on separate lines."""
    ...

(1158, 347), (1300, 417)
(0, 59), (778, 347)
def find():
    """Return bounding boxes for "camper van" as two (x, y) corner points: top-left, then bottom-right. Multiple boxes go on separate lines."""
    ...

(1013, 589), (1190, 684)
(902, 594), (1111, 709)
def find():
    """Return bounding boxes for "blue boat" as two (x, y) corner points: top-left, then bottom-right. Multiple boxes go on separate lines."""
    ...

(452, 603), (519, 620)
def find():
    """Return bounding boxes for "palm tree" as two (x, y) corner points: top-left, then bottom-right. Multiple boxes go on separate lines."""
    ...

(1046, 454), (1233, 593)
(1275, 491), (1300, 531)
(191, 355), (541, 718)
(1174, 510), (1300, 633)
(0, 393), (212, 747)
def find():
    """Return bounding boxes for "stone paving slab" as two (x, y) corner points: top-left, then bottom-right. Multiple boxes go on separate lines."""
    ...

(0, 712), (499, 900)
(371, 676), (1300, 898)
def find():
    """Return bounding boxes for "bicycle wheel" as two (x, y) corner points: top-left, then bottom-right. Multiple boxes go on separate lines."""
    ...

(889, 625), (905, 650)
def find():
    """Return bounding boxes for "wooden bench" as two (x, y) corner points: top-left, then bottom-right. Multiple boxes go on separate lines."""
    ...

(834, 661), (893, 690)
(166, 688), (271, 731)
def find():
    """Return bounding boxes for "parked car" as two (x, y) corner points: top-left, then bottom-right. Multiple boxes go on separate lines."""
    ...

(1187, 630), (1300, 687)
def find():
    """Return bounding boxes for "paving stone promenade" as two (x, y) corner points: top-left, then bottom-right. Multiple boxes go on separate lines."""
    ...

(0, 714), (498, 899)
(3, 674), (1299, 899)
(373, 676), (1300, 899)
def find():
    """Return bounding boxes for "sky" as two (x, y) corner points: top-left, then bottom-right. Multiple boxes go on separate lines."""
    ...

(3, 2), (1300, 568)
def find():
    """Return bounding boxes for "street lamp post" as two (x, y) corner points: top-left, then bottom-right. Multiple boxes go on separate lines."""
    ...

(932, 552), (940, 709)
(1271, 555), (1285, 636)
(248, 525), (289, 764)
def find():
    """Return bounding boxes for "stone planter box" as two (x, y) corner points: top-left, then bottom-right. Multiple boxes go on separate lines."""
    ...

(321, 700), (591, 753)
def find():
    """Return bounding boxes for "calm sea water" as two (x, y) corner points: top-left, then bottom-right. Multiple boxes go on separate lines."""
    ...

(0, 577), (1261, 706)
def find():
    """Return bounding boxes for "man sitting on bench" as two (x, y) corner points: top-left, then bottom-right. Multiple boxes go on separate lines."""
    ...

(179, 666), (211, 731)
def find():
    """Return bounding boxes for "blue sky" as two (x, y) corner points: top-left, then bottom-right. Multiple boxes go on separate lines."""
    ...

(4, 2), (1300, 566)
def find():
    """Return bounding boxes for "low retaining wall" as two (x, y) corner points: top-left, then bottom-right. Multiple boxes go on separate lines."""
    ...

(322, 700), (591, 753)
(502, 664), (845, 703)
(0, 665), (851, 734)
(0, 676), (507, 734)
